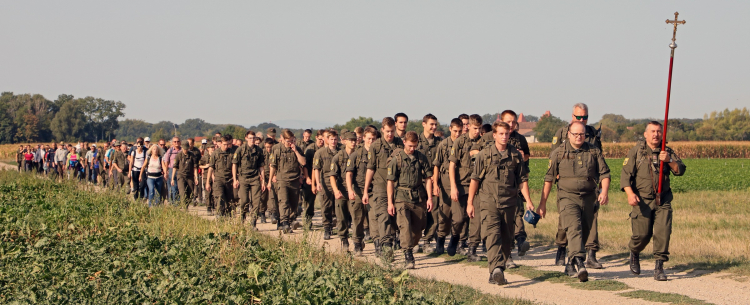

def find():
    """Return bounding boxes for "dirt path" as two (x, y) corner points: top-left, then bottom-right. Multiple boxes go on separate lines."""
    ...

(185, 205), (750, 305)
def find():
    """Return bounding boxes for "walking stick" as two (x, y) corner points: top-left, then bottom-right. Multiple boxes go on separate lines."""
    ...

(658, 12), (686, 204)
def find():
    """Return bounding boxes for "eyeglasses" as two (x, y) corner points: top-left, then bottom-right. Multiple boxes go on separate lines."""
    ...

(574, 115), (588, 120)
(569, 132), (585, 138)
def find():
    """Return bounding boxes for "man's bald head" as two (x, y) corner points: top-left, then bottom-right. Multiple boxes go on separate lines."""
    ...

(568, 121), (586, 148)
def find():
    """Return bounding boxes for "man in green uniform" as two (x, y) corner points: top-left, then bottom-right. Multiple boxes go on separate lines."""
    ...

(297, 129), (314, 151)
(621, 121), (686, 281)
(207, 135), (236, 217)
(329, 132), (359, 252)
(232, 131), (266, 228)
(172, 143), (199, 209)
(97, 143), (109, 186)
(111, 142), (130, 189)
(200, 143), (215, 215)
(364, 117), (404, 257)
(417, 114), (442, 251)
(351, 125), (370, 241)
(302, 130), (325, 229)
(550, 103), (604, 268)
(260, 138), (279, 224)
(467, 121), (534, 285)
(394, 113), (408, 140)
(538, 121), (610, 282)
(387, 131), (434, 269)
(446, 114), (483, 256)
(16, 145), (23, 172)
(432, 118), (463, 254)
(268, 129), (306, 233)
(346, 127), (375, 255)
(313, 129), (339, 239)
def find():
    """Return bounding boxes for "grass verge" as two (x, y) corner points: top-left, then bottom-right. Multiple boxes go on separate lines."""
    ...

(618, 290), (712, 305)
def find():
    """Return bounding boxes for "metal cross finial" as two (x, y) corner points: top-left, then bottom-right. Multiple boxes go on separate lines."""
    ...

(666, 12), (686, 49)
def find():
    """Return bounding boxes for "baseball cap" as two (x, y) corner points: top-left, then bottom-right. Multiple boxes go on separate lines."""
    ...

(344, 132), (357, 141)
(91, 144), (97, 147)
(523, 210), (541, 228)
(266, 127), (277, 135)
(206, 143), (215, 148)
(201, 139), (207, 144)
(144, 137), (151, 142)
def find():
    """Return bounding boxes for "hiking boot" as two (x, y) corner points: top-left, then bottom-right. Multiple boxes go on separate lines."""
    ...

(446, 235), (460, 256)
(458, 241), (468, 255)
(374, 240), (381, 256)
(323, 227), (332, 240)
(260, 214), (267, 224)
(654, 260), (668, 281)
(555, 246), (567, 266)
(574, 256), (588, 282)
(291, 221), (302, 230)
(482, 239), (487, 253)
(433, 237), (446, 255)
(271, 215), (278, 224)
(466, 247), (481, 262)
(585, 249), (603, 269)
(630, 251), (641, 275)
(506, 256), (518, 269)
(414, 243), (423, 253)
(341, 239), (350, 252)
(403, 249), (415, 269)
(489, 267), (508, 285)
(565, 257), (577, 277)
(363, 230), (371, 242)
(517, 238), (530, 257)
(353, 243), (364, 256)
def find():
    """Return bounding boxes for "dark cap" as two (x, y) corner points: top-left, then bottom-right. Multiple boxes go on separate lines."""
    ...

(266, 127), (277, 135)
(181, 143), (191, 150)
(341, 128), (349, 134)
(206, 143), (215, 148)
(344, 132), (357, 141)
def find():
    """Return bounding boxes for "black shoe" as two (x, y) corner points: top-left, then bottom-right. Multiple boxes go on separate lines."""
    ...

(466, 247), (481, 262)
(280, 222), (288, 233)
(374, 240), (381, 256)
(489, 267), (508, 285)
(271, 216), (278, 224)
(654, 260), (667, 281)
(291, 221), (301, 230)
(565, 257), (577, 277)
(433, 237), (446, 255)
(517, 239), (530, 257)
(446, 235), (460, 256)
(506, 256), (518, 269)
(341, 239), (350, 252)
(555, 246), (567, 266)
(573, 256), (588, 282)
(403, 249), (415, 269)
(260, 214), (267, 223)
(458, 241), (468, 255)
(364, 231), (371, 242)
(353, 243), (364, 256)
(630, 251), (641, 275)
(323, 228), (332, 240)
(586, 249), (603, 269)
(482, 240), (487, 253)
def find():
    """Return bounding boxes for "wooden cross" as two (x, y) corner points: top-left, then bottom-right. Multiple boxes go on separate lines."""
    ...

(666, 12), (686, 44)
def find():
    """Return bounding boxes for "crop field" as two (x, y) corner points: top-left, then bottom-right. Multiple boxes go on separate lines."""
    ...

(0, 171), (527, 304)
(528, 141), (750, 159)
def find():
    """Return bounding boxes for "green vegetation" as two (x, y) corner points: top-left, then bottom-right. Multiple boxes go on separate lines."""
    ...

(619, 290), (712, 305)
(567, 280), (631, 291)
(0, 171), (529, 304)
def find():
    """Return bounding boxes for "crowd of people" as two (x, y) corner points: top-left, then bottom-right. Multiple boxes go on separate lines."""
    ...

(13, 103), (686, 286)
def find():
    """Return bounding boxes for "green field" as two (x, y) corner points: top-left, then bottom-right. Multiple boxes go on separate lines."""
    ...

(528, 158), (750, 192)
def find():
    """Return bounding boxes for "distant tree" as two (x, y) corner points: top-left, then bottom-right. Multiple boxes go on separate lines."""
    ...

(524, 115), (539, 122)
(695, 108), (750, 141)
(332, 117), (381, 131)
(533, 114), (567, 142)
(151, 128), (168, 143)
(50, 101), (86, 142)
(222, 125), (247, 141)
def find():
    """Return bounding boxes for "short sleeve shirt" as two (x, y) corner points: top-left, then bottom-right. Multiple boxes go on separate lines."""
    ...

(232, 143), (265, 180)
(620, 141), (686, 199)
(471, 145), (527, 208)
(545, 142), (611, 201)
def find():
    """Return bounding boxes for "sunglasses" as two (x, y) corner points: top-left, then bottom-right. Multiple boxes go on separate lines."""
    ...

(574, 115), (589, 120)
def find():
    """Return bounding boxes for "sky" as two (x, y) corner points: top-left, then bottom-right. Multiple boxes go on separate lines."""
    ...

(2, 1), (748, 128)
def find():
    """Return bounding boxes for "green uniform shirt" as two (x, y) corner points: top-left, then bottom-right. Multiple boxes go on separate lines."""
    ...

(346, 145), (370, 194)
(448, 133), (481, 195)
(550, 124), (602, 157)
(417, 133), (442, 167)
(367, 137), (405, 195)
(296, 138), (314, 151)
(327, 149), (351, 192)
(210, 147), (236, 182)
(112, 150), (128, 171)
(313, 147), (338, 190)
(173, 151), (198, 179)
(304, 143), (322, 178)
(269, 145), (304, 182)
(386, 150), (433, 203)
(471, 145), (527, 208)
(433, 136), (455, 183)
(232, 143), (265, 180)
(545, 142), (610, 201)
(620, 141), (686, 199)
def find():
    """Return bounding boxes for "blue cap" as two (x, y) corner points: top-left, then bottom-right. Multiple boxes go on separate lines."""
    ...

(523, 210), (541, 228)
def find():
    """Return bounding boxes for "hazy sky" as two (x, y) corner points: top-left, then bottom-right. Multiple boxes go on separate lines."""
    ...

(2, 1), (748, 127)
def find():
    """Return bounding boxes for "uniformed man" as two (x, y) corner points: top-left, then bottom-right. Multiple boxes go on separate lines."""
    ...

(111, 142), (130, 189)
(458, 114), (470, 135)
(364, 117), (405, 258)
(386, 131), (433, 269)
(417, 114), (442, 251)
(550, 103), (604, 268)
(232, 131), (266, 228)
(394, 113), (408, 140)
(259, 138), (279, 224)
(302, 130), (326, 229)
(268, 129), (306, 233)
(538, 121), (611, 282)
(467, 121), (534, 285)
(16, 145), (23, 172)
(346, 127), (376, 255)
(313, 129), (340, 239)
(199, 143), (215, 215)
(206, 135), (236, 217)
(352, 126), (369, 240)
(97, 143), (109, 186)
(329, 132), (359, 252)
(172, 143), (199, 209)
(432, 118), (463, 254)
(621, 121), (686, 281)
(446, 114), (483, 256)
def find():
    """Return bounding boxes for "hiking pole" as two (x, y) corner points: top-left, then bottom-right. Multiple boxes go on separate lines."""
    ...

(658, 12), (686, 204)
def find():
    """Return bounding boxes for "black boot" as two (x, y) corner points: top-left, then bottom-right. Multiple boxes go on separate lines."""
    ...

(260, 213), (267, 223)
(555, 246), (567, 266)
(574, 256), (588, 282)
(403, 249), (415, 269)
(489, 267), (508, 285)
(482, 239), (487, 253)
(466, 247), (480, 262)
(433, 237), (446, 255)
(323, 227), (332, 240)
(271, 214), (278, 224)
(654, 260), (668, 281)
(458, 241), (468, 255)
(517, 238), (530, 257)
(353, 242), (363, 256)
(446, 235), (460, 256)
(586, 249), (603, 269)
(341, 239), (350, 252)
(564, 257), (577, 277)
(374, 240), (381, 256)
(506, 255), (518, 269)
(364, 230), (371, 242)
(630, 251), (641, 275)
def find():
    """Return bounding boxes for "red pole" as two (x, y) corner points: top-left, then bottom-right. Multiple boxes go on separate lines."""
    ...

(658, 51), (675, 196)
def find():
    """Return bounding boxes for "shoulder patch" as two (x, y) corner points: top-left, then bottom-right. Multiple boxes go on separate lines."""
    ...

(313, 158), (319, 166)
(233, 153), (237, 160)
(548, 159), (552, 169)
(552, 137), (558, 145)
(450, 147), (455, 155)
(387, 167), (392, 175)
(346, 159), (351, 167)
(367, 151), (372, 160)
(330, 163), (335, 171)
(623, 158), (629, 166)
